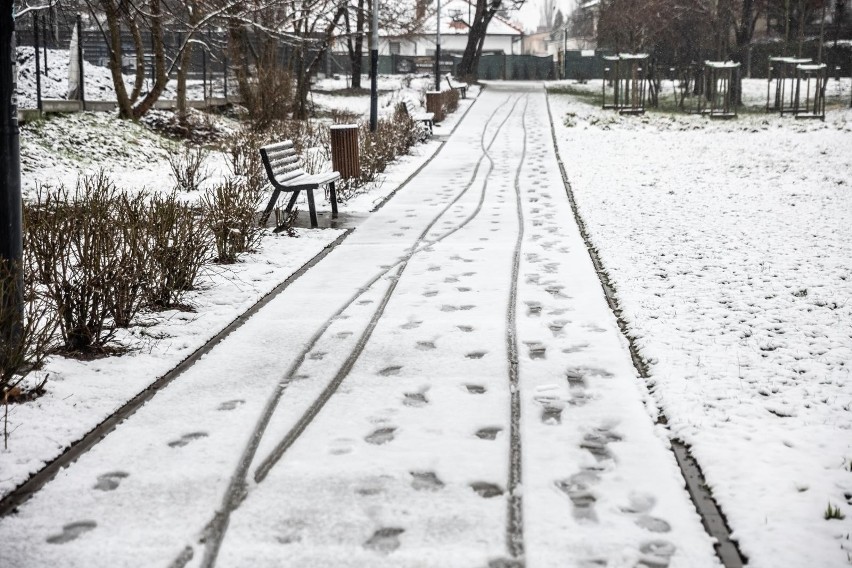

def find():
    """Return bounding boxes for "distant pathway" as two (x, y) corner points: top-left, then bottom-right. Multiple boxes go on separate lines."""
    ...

(0, 84), (719, 568)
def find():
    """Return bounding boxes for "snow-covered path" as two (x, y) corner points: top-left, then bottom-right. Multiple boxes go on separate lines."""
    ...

(0, 84), (717, 568)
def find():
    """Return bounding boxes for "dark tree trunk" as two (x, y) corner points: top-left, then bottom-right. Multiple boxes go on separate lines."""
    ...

(345, 0), (366, 89)
(457, 0), (499, 81)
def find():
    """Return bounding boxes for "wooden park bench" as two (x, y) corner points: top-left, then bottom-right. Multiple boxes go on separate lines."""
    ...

(259, 140), (339, 230)
(446, 75), (467, 99)
(397, 99), (434, 138)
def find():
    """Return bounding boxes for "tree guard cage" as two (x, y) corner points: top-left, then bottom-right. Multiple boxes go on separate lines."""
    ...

(766, 57), (811, 115)
(601, 54), (649, 114)
(705, 61), (740, 119)
(793, 63), (827, 120)
(674, 63), (707, 114)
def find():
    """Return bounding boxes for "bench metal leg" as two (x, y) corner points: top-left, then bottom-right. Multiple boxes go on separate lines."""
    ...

(306, 189), (318, 228)
(329, 182), (338, 219)
(260, 188), (282, 225)
(285, 190), (300, 213)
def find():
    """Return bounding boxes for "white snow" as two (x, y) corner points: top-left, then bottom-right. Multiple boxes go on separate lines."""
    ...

(548, 84), (852, 567)
(5, 40), (850, 567)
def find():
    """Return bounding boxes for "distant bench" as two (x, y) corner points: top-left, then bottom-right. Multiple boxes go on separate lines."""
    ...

(259, 140), (339, 230)
(397, 99), (434, 138)
(446, 75), (467, 99)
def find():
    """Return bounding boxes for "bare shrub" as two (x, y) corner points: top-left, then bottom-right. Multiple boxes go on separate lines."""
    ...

(356, 111), (418, 186)
(26, 173), (149, 353)
(107, 192), (151, 328)
(0, 258), (58, 418)
(238, 47), (294, 129)
(146, 192), (211, 309)
(168, 145), (210, 192)
(203, 178), (265, 263)
(443, 88), (460, 115)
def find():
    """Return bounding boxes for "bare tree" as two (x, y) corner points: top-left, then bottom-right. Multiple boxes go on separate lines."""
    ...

(457, 0), (526, 81)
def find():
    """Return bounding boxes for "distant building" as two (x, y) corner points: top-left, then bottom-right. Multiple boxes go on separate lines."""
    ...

(378, 0), (525, 58)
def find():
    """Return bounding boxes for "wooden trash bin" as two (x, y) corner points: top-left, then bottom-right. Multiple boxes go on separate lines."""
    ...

(330, 124), (360, 179)
(426, 91), (445, 123)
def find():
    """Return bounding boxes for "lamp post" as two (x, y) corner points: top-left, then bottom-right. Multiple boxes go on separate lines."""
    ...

(1, 0), (23, 323)
(434, 0), (441, 91)
(370, 0), (378, 132)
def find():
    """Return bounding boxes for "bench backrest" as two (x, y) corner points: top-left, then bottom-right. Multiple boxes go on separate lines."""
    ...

(259, 141), (305, 187)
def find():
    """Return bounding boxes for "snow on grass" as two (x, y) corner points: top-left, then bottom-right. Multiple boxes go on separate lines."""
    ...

(548, 91), (852, 567)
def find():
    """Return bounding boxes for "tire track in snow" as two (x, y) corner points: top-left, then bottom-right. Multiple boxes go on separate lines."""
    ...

(195, 94), (529, 568)
(505, 97), (529, 563)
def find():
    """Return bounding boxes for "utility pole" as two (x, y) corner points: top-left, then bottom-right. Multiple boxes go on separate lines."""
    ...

(435, 0), (441, 91)
(1, 0), (24, 323)
(369, 0), (378, 132)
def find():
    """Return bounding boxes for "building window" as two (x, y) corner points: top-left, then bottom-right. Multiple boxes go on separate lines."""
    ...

(389, 41), (401, 55)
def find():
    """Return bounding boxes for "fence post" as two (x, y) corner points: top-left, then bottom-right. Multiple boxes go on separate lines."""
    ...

(202, 48), (207, 100)
(42, 12), (48, 76)
(223, 54), (228, 100)
(76, 14), (85, 110)
(330, 124), (360, 180)
(33, 12), (42, 111)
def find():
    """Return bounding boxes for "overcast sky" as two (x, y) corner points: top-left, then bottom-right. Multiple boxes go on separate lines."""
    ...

(513, 0), (576, 33)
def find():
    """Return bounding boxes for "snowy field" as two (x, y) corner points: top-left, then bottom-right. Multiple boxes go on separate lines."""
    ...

(548, 87), (852, 567)
(4, 50), (476, 502)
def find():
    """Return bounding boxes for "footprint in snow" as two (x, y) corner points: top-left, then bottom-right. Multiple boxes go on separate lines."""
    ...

(427, 265), (441, 272)
(400, 320), (422, 330)
(470, 482), (504, 498)
(466, 351), (487, 360)
(357, 299), (374, 305)
(563, 343), (590, 354)
(580, 429), (622, 461)
(365, 427), (396, 445)
(526, 342), (547, 360)
(410, 471), (444, 491)
(466, 384), (486, 394)
(46, 521), (97, 544)
(416, 341), (436, 351)
(548, 321), (567, 336)
(423, 290), (439, 297)
(488, 558), (525, 568)
(526, 302), (542, 317)
(168, 432), (208, 448)
(555, 472), (598, 522)
(364, 528), (405, 553)
(403, 392), (428, 407)
(217, 399), (245, 411)
(635, 516), (672, 533)
(308, 351), (326, 360)
(457, 325), (474, 332)
(336, 331), (353, 339)
(637, 540), (677, 568)
(329, 438), (355, 455)
(476, 427), (502, 440)
(93, 471), (129, 491)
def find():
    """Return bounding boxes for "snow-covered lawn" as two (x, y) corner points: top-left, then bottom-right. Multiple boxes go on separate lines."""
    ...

(548, 89), (852, 567)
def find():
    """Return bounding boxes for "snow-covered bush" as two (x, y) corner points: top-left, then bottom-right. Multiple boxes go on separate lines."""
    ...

(26, 174), (148, 352)
(0, 258), (57, 413)
(202, 178), (264, 264)
(146, 192), (211, 309)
